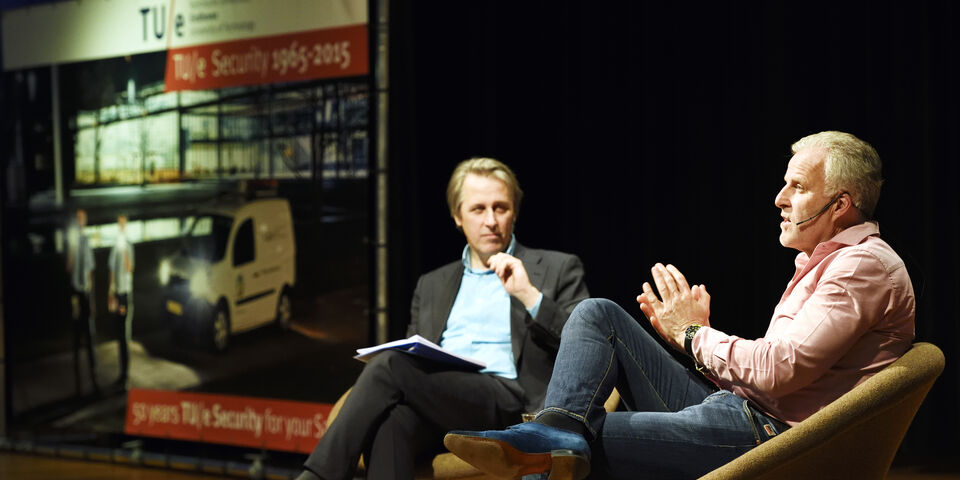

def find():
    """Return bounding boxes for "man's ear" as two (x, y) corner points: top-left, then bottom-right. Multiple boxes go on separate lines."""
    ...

(839, 192), (854, 211)
(834, 192), (860, 221)
(453, 213), (463, 229)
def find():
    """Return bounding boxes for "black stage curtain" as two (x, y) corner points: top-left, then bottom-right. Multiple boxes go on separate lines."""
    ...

(385, 1), (958, 456)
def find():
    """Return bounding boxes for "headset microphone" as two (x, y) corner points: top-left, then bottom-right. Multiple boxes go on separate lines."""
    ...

(794, 195), (841, 226)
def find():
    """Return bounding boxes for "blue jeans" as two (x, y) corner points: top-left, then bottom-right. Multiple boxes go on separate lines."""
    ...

(542, 299), (788, 479)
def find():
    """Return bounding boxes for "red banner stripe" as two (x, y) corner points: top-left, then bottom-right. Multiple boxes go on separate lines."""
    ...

(164, 24), (368, 92)
(125, 388), (334, 453)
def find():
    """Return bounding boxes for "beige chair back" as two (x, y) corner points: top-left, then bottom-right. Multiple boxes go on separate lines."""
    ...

(701, 342), (944, 480)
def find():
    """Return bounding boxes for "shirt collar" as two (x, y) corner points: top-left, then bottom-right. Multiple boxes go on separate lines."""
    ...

(462, 234), (517, 273)
(795, 221), (880, 270)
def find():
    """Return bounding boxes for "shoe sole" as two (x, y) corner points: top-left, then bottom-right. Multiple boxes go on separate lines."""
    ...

(444, 433), (590, 480)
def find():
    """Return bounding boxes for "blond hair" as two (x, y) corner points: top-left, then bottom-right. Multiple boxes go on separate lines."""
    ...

(792, 131), (883, 218)
(446, 157), (523, 220)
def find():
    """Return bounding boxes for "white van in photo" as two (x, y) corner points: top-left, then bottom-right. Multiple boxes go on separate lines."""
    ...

(160, 197), (296, 351)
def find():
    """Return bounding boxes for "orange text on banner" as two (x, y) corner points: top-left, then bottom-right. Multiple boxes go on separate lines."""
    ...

(164, 24), (368, 92)
(125, 389), (334, 453)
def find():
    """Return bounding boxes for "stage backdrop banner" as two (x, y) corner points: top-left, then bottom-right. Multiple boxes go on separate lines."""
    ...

(3, 0), (370, 458)
(163, 23), (368, 92)
(1, 0), (368, 72)
(125, 389), (334, 453)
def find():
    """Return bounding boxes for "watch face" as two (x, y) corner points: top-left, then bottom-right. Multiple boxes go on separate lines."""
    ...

(683, 325), (702, 358)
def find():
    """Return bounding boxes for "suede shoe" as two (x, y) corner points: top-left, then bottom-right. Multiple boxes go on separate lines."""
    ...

(444, 422), (590, 480)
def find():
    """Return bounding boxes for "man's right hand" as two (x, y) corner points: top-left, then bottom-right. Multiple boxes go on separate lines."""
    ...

(487, 252), (542, 309)
(636, 263), (711, 351)
(108, 293), (118, 313)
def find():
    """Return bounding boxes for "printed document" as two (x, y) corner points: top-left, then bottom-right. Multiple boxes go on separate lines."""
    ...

(354, 334), (486, 370)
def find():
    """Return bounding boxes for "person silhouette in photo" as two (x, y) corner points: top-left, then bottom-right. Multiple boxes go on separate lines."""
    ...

(108, 214), (135, 390)
(66, 208), (99, 396)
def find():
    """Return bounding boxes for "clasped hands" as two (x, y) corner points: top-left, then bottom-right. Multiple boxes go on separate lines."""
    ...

(487, 252), (541, 309)
(636, 263), (711, 352)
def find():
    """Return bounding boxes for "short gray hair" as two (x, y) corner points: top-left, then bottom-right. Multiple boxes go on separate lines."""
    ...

(791, 131), (883, 219)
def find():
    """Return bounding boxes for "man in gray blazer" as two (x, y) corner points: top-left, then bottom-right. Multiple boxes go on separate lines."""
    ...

(299, 158), (589, 480)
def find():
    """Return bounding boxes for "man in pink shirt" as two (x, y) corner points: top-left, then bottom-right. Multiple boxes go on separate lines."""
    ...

(444, 131), (915, 479)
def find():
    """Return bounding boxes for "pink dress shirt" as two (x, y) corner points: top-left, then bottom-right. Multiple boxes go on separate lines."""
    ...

(693, 222), (915, 425)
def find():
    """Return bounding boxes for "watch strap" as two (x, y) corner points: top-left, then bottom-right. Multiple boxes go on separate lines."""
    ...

(684, 324), (703, 358)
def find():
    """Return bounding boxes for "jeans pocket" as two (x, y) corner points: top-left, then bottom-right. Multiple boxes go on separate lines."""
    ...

(741, 400), (762, 445)
(744, 401), (790, 441)
(758, 413), (790, 438)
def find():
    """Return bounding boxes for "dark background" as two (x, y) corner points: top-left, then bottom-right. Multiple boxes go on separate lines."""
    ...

(0, 0), (956, 464)
(384, 1), (958, 458)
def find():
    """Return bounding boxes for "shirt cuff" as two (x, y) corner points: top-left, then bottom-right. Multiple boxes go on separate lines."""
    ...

(526, 292), (544, 318)
(692, 326), (726, 372)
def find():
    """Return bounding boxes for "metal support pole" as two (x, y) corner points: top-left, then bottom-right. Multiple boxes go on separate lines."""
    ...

(52, 65), (64, 206)
(0, 195), (6, 438)
(374, 0), (390, 344)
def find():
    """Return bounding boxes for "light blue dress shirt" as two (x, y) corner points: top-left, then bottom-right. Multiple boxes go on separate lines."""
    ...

(440, 236), (543, 379)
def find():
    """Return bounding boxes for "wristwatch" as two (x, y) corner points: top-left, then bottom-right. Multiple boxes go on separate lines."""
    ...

(683, 324), (703, 358)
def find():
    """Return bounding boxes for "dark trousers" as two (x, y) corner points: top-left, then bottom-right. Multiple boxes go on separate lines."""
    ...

(303, 351), (526, 480)
(71, 291), (98, 394)
(115, 293), (130, 384)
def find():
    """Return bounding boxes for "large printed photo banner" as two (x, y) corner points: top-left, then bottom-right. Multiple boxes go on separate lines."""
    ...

(2, 0), (368, 81)
(1, 0), (370, 454)
(126, 389), (334, 453)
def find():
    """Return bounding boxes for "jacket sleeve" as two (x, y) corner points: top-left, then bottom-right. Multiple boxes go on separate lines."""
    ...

(406, 274), (425, 338)
(525, 253), (589, 351)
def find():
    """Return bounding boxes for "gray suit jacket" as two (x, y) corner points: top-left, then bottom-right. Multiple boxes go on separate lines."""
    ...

(407, 243), (589, 412)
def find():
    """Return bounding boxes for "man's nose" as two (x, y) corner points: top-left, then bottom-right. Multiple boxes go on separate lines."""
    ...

(774, 186), (788, 208)
(483, 209), (498, 226)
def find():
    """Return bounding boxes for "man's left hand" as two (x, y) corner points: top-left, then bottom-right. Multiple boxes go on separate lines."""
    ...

(636, 263), (711, 351)
(487, 252), (541, 308)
